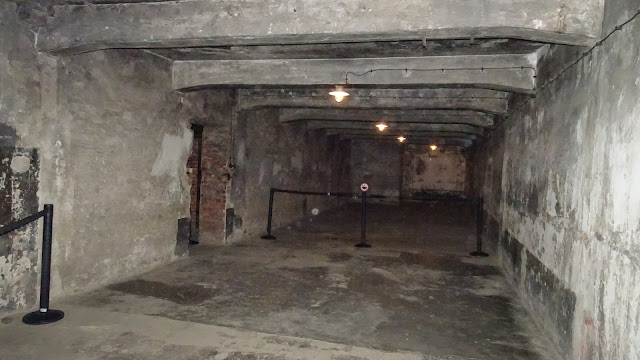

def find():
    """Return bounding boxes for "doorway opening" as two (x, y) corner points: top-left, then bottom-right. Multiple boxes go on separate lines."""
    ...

(187, 124), (203, 244)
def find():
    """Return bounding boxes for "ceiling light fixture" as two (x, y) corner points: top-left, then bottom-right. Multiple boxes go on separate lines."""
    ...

(430, 144), (438, 151)
(376, 123), (388, 132)
(329, 85), (349, 103)
(397, 136), (406, 143)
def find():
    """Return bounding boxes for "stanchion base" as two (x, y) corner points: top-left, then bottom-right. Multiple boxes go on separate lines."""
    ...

(470, 251), (489, 257)
(261, 235), (276, 240)
(22, 309), (64, 325)
(355, 243), (371, 248)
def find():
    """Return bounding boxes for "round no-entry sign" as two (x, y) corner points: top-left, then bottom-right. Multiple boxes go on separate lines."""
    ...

(360, 183), (369, 192)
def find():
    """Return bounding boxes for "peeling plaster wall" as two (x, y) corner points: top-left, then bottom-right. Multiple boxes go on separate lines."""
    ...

(54, 49), (194, 296)
(230, 109), (349, 240)
(0, 3), (209, 313)
(475, 6), (640, 359)
(402, 146), (467, 196)
(0, 148), (40, 312)
(0, 3), (53, 313)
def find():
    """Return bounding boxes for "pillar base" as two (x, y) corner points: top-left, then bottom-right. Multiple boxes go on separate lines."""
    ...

(261, 235), (276, 240)
(22, 309), (64, 325)
(470, 251), (489, 257)
(355, 243), (371, 248)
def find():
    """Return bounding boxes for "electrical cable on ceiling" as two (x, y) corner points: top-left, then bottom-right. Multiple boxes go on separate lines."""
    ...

(487, 8), (640, 135)
(257, 94), (507, 100)
(343, 66), (537, 84)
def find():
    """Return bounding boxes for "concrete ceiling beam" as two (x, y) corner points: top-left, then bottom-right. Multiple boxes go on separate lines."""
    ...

(305, 121), (484, 136)
(237, 88), (510, 114)
(37, 0), (601, 54)
(279, 109), (495, 127)
(172, 55), (537, 92)
(325, 129), (478, 140)
(341, 135), (474, 147)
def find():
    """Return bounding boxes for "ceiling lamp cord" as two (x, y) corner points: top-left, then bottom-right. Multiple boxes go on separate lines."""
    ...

(329, 66), (538, 102)
(331, 66), (537, 103)
(344, 66), (538, 83)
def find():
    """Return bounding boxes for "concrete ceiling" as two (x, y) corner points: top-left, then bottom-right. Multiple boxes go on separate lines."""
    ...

(237, 88), (510, 114)
(36, 0), (602, 54)
(171, 53), (540, 92)
(21, 0), (603, 148)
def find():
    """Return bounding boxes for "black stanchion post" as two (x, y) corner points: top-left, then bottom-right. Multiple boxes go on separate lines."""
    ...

(261, 188), (277, 240)
(355, 191), (371, 248)
(23, 204), (64, 325)
(470, 197), (489, 257)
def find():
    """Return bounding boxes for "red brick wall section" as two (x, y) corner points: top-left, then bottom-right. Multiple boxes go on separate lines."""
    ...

(199, 124), (231, 244)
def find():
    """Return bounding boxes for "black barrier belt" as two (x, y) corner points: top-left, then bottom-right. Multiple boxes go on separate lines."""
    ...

(272, 188), (474, 201)
(260, 188), (489, 256)
(0, 210), (46, 236)
(0, 204), (65, 324)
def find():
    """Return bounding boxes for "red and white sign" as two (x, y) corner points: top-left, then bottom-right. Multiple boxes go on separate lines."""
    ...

(360, 183), (369, 192)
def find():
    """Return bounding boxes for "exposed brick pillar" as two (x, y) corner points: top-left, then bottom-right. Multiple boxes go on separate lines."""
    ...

(186, 124), (203, 242)
(199, 124), (231, 244)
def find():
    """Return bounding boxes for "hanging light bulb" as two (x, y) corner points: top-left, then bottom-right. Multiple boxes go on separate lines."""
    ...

(397, 136), (406, 143)
(329, 85), (349, 103)
(430, 144), (438, 151)
(375, 123), (388, 132)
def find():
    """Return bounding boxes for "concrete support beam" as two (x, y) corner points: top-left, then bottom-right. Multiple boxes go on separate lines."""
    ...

(38, 0), (602, 54)
(342, 135), (473, 147)
(326, 129), (478, 140)
(306, 121), (483, 136)
(238, 88), (510, 114)
(172, 55), (537, 92)
(280, 109), (494, 127)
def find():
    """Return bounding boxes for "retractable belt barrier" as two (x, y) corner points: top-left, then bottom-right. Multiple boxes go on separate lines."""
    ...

(260, 187), (489, 256)
(0, 204), (65, 324)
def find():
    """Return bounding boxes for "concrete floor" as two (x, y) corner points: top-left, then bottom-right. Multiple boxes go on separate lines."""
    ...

(0, 202), (558, 359)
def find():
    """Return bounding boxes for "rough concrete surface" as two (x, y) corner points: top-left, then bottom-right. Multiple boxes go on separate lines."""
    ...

(2, 2), (638, 359)
(0, 3), (56, 313)
(52, 49), (193, 297)
(151, 40), (546, 61)
(37, 0), (602, 54)
(319, 123), (483, 137)
(472, 4), (640, 359)
(237, 88), (510, 114)
(279, 109), (495, 128)
(0, 147), (40, 312)
(1, 307), (431, 360)
(1, 3), (223, 311)
(0, 203), (556, 360)
(172, 55), (537, 92)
